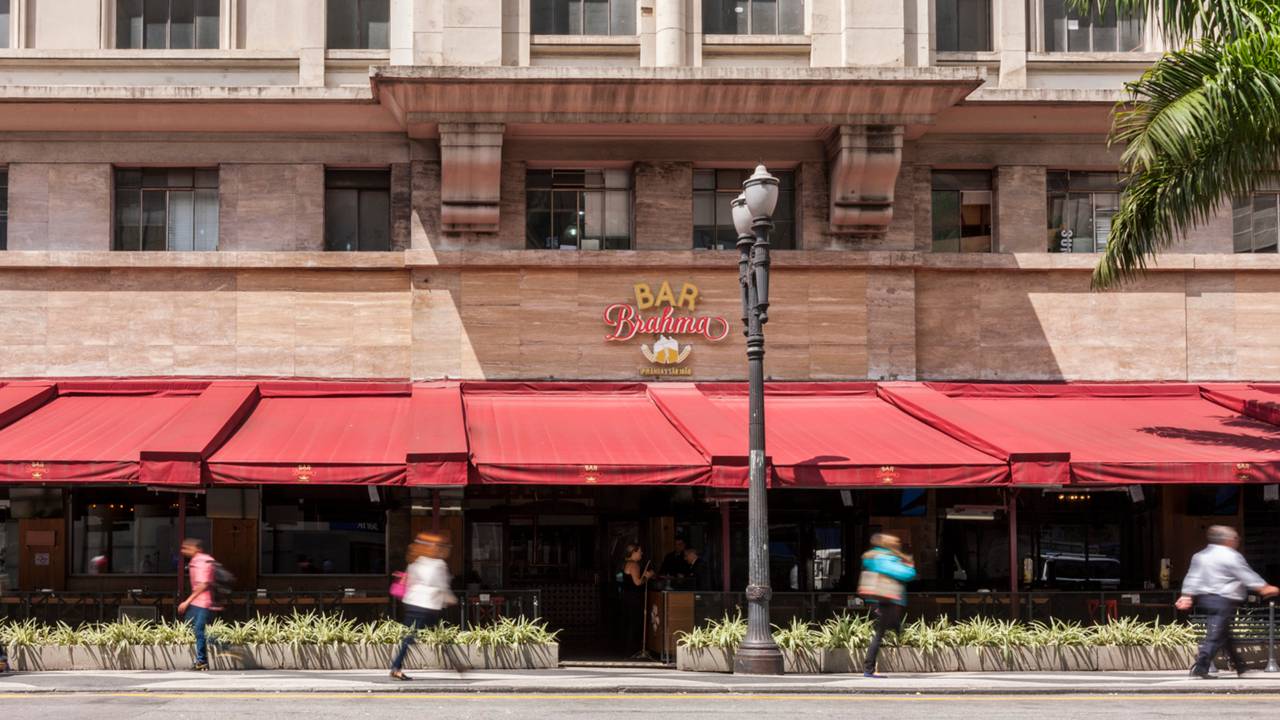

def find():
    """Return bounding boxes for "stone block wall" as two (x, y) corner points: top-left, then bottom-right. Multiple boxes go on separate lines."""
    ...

(219, 164), (325, 251)
(634, 161), (693, 251)
(5, 163), (111, 251)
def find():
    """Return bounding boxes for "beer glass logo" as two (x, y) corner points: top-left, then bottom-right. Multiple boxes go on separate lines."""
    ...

(641, 335), (692, 366)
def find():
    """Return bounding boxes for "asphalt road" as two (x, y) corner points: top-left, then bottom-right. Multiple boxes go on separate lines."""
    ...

(3, 693), (1279, 719)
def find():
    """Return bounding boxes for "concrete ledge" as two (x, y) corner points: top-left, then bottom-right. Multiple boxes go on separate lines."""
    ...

(4, 250), (1279, 273)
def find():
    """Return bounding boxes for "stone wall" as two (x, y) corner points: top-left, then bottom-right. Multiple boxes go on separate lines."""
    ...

(5, 163), (111, 251)
(219, 164), (325, 251)
(634, 161), (694, 251)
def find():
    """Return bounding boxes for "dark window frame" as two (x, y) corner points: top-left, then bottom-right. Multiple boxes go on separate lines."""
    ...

(526, 168), (634, 251)
(531, 0), (638, 36)
(1042, 0), (1144, 52)
(1232, 193), (1280, 254)
(115, 0), (220, 50)
(326, 0), (391, 49)
(931, 170), (993, 253)
(113, 167), (219, 252)
(1047, 170), (1122, 254)
(692, 168), (797, 250)
(935, 0), (992, 51)
(0, 0), (11, 50)
(324, 168), (392, 252)
(702, 0), (805, 36)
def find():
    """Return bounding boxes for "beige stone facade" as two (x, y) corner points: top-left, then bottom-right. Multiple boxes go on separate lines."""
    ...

(0, 1), (1276, 383)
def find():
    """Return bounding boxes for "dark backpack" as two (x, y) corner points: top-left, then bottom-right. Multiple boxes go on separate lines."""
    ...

(212, 561), (235, 601)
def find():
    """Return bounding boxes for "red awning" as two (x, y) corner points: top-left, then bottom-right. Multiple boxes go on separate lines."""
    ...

(878, 383), (1071, 486)
(207, 386), (415, 485)
(462, 383), (712, 485)
(0, 383), (200, 484)
(1201, 384), (1280, 427)
(139, 382), (259, 486)
(653, 383), (1009, 487)
(407, 382), (468, 486)
(925, 383), (1280, 484)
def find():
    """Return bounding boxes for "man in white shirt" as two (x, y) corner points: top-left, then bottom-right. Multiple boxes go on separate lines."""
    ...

(1176, 525), (1278, 678)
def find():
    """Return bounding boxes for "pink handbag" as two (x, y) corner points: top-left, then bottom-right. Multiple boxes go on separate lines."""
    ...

(389, 571), (407, 599)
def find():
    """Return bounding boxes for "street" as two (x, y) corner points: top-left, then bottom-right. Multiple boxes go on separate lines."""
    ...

(2, 692), (1279, 719)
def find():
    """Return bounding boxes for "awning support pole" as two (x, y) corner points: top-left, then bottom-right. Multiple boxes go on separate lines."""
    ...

(177, 494), (187, 606)
(1007, 488), (1019, 621)
(720, 503), (731, 593)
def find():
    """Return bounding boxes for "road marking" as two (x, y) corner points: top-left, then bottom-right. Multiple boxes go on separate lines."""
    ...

(2, 692), (1279, 702)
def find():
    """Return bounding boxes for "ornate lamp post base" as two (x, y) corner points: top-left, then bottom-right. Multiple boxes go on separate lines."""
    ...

(734, 642), (786, 675)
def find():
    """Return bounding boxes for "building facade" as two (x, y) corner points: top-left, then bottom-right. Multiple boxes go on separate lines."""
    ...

(1, 1), (1278, 654)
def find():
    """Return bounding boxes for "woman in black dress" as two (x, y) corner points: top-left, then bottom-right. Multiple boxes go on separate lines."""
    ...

(619, 543), (654, 657)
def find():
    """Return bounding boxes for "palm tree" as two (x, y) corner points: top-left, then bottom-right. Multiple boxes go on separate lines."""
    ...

(1092, 0), (1280, 288)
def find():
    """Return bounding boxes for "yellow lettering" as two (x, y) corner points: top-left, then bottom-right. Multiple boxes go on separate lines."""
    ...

(677, 283), (699, 311)
(633, 283), (655, 309)
(654, 281), (676, 308)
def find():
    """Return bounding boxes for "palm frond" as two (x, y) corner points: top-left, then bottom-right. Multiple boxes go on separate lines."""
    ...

(1094, 30), (1280, 288)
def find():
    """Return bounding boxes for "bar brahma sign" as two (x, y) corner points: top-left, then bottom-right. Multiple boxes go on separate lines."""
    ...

(602, 281), (731, 377)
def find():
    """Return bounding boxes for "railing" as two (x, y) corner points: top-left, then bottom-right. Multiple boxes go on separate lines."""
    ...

(0, 589), (541, 627)
(1188, 599), (1280, 673)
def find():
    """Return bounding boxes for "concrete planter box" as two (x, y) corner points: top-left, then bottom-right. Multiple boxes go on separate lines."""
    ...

(4, 643), (558, 672)
(676, 646), (734, 672)
(675, 644), (1202, 674)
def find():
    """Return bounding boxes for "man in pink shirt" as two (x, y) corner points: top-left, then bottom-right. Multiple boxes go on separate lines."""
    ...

(178, 538), (219, 671)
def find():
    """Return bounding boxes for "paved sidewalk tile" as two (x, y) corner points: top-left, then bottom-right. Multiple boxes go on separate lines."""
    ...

(4, 667), (1280, 695)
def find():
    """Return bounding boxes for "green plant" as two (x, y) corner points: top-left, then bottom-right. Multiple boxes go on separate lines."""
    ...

(675, 611), (747, 650)
(817, 613), (875, 650)
(770, 618), (819, 651)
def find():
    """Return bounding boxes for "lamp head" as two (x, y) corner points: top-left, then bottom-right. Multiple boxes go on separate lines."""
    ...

(742, 164), (779, 218)
(731, 194), (753, 236)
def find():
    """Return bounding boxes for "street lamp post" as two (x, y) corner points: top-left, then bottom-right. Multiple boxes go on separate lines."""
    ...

(730, 165), (784, 675)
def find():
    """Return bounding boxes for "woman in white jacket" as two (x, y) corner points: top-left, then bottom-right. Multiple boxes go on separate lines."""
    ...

(390, 531), (456, 680)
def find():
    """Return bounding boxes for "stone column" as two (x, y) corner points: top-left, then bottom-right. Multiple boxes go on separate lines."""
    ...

(655, 0), (687, 67)
(298, 0), (326, 87)
(502, 0), (530, 66)
(995, 166), (1046, 252)
(634, 161), (693, 250)
(443, 0), (503, 65)
(996, 0), (1028, 88)
(903, 0), (930, 66)
(841, 0), (905, 67)
(438, 123), (505, 233)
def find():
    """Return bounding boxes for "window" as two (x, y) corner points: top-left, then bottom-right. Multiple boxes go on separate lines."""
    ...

(1232, 194), (1280, 253)
(325, 169), (391, 251)
(936, 0), (991, 51)
(693, 168), (796, 250)
(527, 169), (632, 250)
(531, 0), (637, 35)
(327, 0), (389, 49)
(260, 488), (387, 575)
(703, 0), (804, 35)
(1, 0), (10, 49)
(71, 489), (210, 575)
(1047, 171), (1120, 253)
(1042, 0), (1143, 52)
(0, 167), (7, 251)
(114, 168), (219, 251)
(116, 0), (220, 49)
(931, 171), (993, 252)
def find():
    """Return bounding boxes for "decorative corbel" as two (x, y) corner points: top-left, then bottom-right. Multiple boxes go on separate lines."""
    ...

(827, 125), (904, 237)
(439, 123), (505, 232)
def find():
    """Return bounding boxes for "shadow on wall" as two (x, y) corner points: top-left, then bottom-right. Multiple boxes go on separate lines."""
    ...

(915, 269), (1194, 382)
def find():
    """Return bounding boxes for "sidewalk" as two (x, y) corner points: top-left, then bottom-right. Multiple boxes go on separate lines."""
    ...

(3, 666), (1280, 695)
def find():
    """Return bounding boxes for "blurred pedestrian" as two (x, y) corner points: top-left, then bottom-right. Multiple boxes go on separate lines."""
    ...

(390, 532), (456, 681)
(858, 533), (917, 678)
(178, 538), (220, 671)
(1176, 525), (1279, 678)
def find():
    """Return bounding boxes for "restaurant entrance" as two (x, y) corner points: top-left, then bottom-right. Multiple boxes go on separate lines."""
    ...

(461, 485), (723, 659)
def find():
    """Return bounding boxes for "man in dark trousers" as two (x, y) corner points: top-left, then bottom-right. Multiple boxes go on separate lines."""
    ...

(1176, 525), (1278, 678)
(858, 533), (917, 678)
(178, 538), (221, 671)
